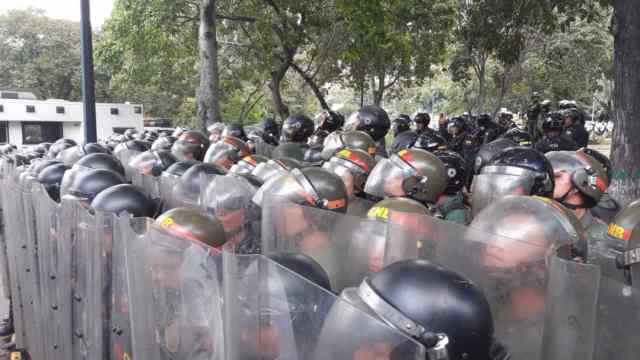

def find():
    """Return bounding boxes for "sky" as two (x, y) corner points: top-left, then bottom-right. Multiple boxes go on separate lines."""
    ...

(0, 0), (115, 28)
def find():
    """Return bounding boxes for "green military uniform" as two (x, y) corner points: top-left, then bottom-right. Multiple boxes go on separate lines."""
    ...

(432, 192), (472, 225)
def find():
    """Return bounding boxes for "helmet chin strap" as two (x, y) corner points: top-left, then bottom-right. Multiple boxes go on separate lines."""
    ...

(557, 188), (582, 210)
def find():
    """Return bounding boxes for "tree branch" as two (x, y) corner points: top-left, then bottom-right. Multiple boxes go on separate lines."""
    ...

(216, 14), (257, 22)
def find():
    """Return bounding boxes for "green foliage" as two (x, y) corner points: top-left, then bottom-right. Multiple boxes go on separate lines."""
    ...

(0, 8), (82, 100)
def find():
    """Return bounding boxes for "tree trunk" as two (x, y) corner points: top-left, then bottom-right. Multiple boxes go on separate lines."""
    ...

(609, 0), (640, 204)
(373, 73), (385, 106)
(268, 61), (290, 120)
(197, 0), (222, 132)
(290, 62), (330, 110)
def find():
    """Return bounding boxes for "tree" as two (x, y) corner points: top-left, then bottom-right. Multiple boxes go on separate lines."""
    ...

(337, 0), (455, 106)
(609, 0), (640, 203)
(0, 8), (82, 100)
(198, 0), (222, 130)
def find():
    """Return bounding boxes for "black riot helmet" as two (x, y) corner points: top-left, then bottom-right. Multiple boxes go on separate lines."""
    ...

(471, 147), (554, 215)
(476, 113), (492, 127)
(33, 142), (51, 155)
(542, 111), (564, 133)
(268, 252), (332, 292)
(180, 163), (228, 195)
(344, 105), (390, 141)
(272, 142), (305, 162)
(222, 123), (248, 141)
(64, 168), (125, 203)
(75, 153), (126, 177)
(447, 116), (466, 136)
(434, 150), (467, 195)
(253, 167), (348, 213)
(257, 117), (280, 138)
(307, 129), (329, 148)
(37, 163), (69, 202)
(486, 147), (554, 197)
(391, 115), (412, 137)
(129, 150), (177, 176)
(354, 260), (495, 359)
(163, 160), (199, 178)
(91, 184), (157, 218)
(473, 138), (517, 174)
(155, 207), (228, 248)
(412, 132), (448, 153)
(59, 143), (110, 165)
(500, 128), (532, 147)
(321, 130), (377, 160)
(171, 130), (210, 161)
(29, 159), (62, 177)
(48, 138), (77, 159)
(113, 140), (150, 160)
(315, 110), (345, 133)
(413, 112), (431, 127)
(151, 136), (176, 151)
(280, 114), (315, 143)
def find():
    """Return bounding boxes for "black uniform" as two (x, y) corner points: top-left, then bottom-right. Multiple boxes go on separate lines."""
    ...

(389, 130), (418, 154)
(534, 134), (578, 153)
(564, 123), (589, 148)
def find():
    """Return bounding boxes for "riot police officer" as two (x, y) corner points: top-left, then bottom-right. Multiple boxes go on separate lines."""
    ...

(391, 115), (412, 137)
(207, 122), (226, 143)
(526, 91), (543, 141)
(471, 147), (554, 216)
(203, 136), (251, 170)
(280, 114), (315, 144)
(314, 110), (344, 134)
(222, 123), (248, 142)
(474, 113), (500, 144)
(322, 148), (376, 216)
(412, 112), (436, 136)
(432, 150), (472, 224)
(389, 116), (418, 154)
(582, 147), (620, 222)
(318, 259), (503, 360)
(545, 150), (615, 270)
(534, 112), (578, 153)
(171, 130), (210, 161)
(563, 108), (589, 148)
(344, 105), (391, 158)
(364, 148), (447, 206)
(304, 129), (329, 165)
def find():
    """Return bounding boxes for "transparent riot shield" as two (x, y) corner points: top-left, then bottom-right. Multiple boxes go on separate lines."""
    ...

(32, 183), (67, 360)
(253, 140), (275, 158)
(117, 149), (143, 181)
(131, 172), (161, 199)
(222, 251), (426, 360)
(260, 195), (422, 293)
(541, 254), (600, 360)
(124, 219), (225, 360)
(110, 215), (141, 360)
(200, 174), (261, 254)
(158, 174), (200, 211)
(20, 181), (47, 360)
(0, 175), (27, 349)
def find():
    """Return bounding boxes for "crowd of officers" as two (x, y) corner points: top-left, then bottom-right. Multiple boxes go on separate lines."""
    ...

(0, 99), (638, 360)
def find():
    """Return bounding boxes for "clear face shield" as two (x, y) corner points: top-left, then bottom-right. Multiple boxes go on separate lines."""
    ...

(471, 166), (542, 216)
(322, 159), (364, 198)
(129, 151), (161, 176)
(364, 156), (422, 200)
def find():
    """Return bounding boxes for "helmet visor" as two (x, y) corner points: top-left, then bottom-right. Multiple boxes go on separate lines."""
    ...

(129, 151), (160, 176)
(364, 158), (411, 200)
(471, 169), (537, 216)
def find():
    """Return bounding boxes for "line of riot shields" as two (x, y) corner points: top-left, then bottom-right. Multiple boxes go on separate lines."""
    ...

(1, 159), (640, 360)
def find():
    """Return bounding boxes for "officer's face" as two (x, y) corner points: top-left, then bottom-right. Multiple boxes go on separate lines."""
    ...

(218, 208), (246, 243)
(281, 205), (307, 236)
(383, 175), (406, 197)
(151, 252), (182, 288)
(482, 215), (546, 271)
(553, 170), (573, 200)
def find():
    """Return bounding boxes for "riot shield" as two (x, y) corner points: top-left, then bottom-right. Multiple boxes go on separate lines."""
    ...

(124, 219), (225, 360)
(0, 175), (27, 349)
(200, 174), (261, 254)
(32, 183), (67, 360)
(158, 174), (200, 211)
(253, 139), (275, 158)
(116, 149), (143, 181)
(131, 172), (160, 199)
(222, 251), (426, 360)
(260, 195), (422, 292)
